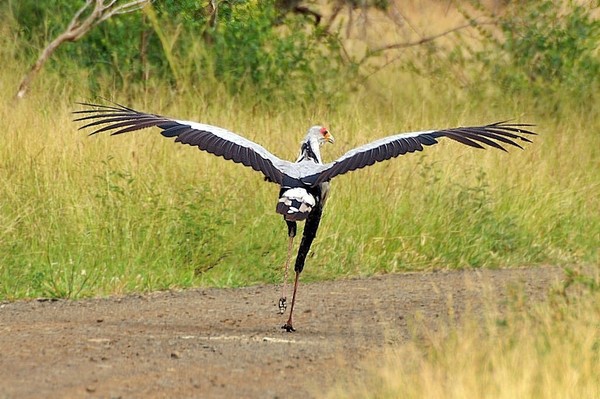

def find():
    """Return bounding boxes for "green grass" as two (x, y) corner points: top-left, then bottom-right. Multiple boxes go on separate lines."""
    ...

(0, 45), (598, 300)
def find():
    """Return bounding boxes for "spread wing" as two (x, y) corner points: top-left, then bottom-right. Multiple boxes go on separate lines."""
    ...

(308, 122), (536, 185)
(74, 102), (294, 185)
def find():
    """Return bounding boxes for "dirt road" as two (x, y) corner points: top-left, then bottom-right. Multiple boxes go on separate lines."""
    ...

(0, 267), (561, 399)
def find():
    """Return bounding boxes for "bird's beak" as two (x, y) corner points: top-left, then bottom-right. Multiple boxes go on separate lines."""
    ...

(326, 133), (335, 144)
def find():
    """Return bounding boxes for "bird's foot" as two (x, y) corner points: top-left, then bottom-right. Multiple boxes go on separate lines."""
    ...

(281, 323), (296, 332)
(278, 297), (287, 314)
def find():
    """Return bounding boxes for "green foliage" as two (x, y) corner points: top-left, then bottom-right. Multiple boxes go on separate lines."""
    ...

(482, 0), (600, 103)
(154, 0), (214, 30)
(466, 0), (600, 112)
(206, 1), (348, 104)
(8, 0), (166, 92)
(5, 0), (351, 106)
(8, 0), (82, 40)
(399, 1), (599, 113)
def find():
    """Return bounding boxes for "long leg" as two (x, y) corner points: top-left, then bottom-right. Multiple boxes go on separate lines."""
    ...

(279, 221), (297, 314)
(282, 206), (323, 332)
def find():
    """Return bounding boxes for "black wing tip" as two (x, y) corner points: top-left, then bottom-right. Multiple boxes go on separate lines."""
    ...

(433, 120), (537, 152)
(74, 98), (156, 136)
(488, 121), (538, 135)
(73, 98), (139, 116)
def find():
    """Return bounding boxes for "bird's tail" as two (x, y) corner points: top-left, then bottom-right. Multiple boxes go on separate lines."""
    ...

(276, 188), (316, 221)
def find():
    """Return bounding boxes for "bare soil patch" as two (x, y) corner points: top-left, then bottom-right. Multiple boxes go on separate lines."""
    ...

(0, 267), (561, 399)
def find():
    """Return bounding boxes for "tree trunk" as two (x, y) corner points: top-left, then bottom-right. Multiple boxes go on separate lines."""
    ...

(16, 33), (75, 100)
(14, 0), (149, 101)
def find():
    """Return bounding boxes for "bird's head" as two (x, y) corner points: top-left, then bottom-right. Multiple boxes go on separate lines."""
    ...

(307, 125), (335, 146)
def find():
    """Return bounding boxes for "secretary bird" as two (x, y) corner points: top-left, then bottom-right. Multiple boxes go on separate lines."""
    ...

(74, 102), (535, 332)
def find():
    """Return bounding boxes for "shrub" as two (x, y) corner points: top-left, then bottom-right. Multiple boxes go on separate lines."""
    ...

(204, 1), (349, 105)
(5, 0), (353, 107)
(482, 0), (600, 104)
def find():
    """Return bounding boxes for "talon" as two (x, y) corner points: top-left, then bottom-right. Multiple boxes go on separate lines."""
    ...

(281, 323), (296, 332)
(278, 297), (287, 314)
